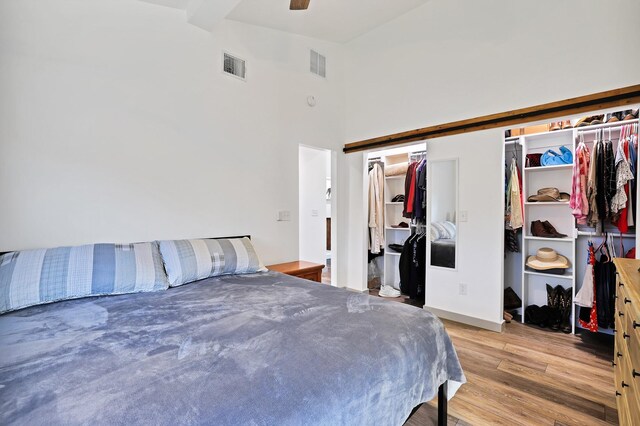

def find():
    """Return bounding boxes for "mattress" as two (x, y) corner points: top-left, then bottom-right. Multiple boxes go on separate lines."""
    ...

(0, 271), (465, 425)
(431, 239), (456, 269)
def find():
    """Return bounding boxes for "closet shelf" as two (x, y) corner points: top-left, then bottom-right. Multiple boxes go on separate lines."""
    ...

(524, 201), (570, 206)
(386, 252), (401, 257)
(384, 176), (404, 180)
(385, 227), (410, 231)
(524, 164), (573, 172)
(385, 202), (403, 205)
(524, 270), (573, 280)
(524, 236), (573, 242)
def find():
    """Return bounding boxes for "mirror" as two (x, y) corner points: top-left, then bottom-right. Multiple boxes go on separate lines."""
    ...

(429, 159), (458, 269)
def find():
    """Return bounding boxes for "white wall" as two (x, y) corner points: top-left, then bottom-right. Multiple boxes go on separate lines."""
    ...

(344, 0), (640, 327)
(0, 1), (347, 275)
(299, 145), (330, 265)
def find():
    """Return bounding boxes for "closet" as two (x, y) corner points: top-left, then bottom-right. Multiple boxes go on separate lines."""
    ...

(502, 107), (639, 335)
(366, 143), (427, 303)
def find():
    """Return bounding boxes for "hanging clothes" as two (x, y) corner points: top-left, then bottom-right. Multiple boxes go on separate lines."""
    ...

(505, 157), (523, 230)
(571, 141), (590, 225)
(578, 242), (598, 332)
(368, 163), (384, 254)
(594, 242), (616, 329)
(399, 231), (426, 301)
(403, 162), (419, 218)
(586, 140), (600, 228)
(414, 160), (427, 221)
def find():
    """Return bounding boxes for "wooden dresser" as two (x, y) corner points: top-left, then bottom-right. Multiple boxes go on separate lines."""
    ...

(613, 258), (640, 425)
(267, 261), (325, 283)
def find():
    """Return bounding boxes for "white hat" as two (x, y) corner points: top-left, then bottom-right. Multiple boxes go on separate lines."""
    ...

(526, 248), (570, 270)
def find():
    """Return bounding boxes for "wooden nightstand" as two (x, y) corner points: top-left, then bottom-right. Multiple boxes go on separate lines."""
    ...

(267, 261), (325, 283)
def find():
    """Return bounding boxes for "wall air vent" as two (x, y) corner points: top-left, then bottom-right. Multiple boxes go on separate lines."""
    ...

(223, 52), (246, 81)
(310, 50), (326, 78)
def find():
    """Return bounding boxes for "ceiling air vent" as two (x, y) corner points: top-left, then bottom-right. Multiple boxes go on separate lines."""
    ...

(223, 52), (246, 81)
(310, 50), (326, 78)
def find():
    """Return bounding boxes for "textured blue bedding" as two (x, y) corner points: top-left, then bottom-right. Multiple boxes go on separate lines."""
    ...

(0, 271), (465, 425)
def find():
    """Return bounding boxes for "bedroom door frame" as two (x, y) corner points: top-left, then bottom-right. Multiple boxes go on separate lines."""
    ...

(298, 144), (337, 286)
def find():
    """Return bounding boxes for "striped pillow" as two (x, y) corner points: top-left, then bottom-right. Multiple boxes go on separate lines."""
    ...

(0, 242), (169, 314)
(158, 237), (267, 287)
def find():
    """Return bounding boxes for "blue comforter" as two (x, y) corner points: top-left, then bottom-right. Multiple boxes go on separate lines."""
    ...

(0, 272), (465, 425)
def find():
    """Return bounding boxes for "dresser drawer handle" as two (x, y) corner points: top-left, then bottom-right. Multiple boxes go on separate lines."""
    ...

(624, 333), (631, 340)
(619, 282), (624, 287)
(616, 391), (622, 396)
(625, 298), (632, 304)
(617, 352), (623, 358)
(612, 361), (617, 367)
(622, 381), (630, 388)
(619, 311), (625, 317)
(613, 328), (617, 333)
(633, 370), (640, 378)
(634, 321), (640, 329)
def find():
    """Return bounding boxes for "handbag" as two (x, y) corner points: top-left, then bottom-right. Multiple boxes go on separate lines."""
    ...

(525, 153), (542, 168)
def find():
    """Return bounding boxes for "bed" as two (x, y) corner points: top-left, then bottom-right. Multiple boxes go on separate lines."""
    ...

(0, 240), (464, 426)
(430, 239), (456, 269)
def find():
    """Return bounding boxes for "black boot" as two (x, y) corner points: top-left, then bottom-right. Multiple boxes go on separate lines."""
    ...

(559, 286), (573, 333)
(546, 284), (561, 331)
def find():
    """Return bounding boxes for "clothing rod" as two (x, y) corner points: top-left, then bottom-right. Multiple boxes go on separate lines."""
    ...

(576, 231), (636, 238)
(575, 118), (638, 133)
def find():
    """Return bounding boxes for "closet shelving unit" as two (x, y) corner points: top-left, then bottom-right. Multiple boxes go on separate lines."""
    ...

(383, 153), (413, 289)
(520, 128), (577, 333)
(504, 116), (639, 335)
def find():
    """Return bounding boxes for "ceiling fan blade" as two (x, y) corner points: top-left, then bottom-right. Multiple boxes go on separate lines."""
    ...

(290, 0), (310, 10)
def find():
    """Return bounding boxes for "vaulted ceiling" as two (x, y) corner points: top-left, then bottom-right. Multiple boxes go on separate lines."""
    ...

(140, 0), (429, 43)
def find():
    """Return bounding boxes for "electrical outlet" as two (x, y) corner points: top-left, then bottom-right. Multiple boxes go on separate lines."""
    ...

(459, 211), (468, 222)
(277, 210), (291, 222)
(459, 282), (468, 295)
(311, 209), (319, 217)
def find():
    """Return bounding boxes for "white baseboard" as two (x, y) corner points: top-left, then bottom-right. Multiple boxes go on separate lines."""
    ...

(424, 306), (504, 332)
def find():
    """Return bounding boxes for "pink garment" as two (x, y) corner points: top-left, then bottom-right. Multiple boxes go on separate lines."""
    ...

(571, 143), (590, 225)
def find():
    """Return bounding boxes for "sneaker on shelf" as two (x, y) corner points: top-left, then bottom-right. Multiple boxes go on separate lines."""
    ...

(379, 285), (401, 298)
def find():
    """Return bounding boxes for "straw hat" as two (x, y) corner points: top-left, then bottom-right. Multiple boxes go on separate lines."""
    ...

(526, 248), (571, 270)
(527, 187), (570, 202)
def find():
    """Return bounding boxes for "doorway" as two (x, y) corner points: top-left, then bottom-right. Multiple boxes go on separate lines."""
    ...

(299, 145), (334, 285)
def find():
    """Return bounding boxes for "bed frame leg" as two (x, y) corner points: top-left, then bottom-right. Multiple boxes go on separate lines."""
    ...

(438, 381), (447, 426)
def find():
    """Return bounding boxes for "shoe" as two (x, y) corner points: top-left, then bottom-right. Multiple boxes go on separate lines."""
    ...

(606, 112), (622, 123)
(535, 305), (552, 328)
(542, 220), (568, 238)
(561, 120), (573, 129)
(379, 285), (401, 298)
(590, 114), (605, 125)
(550, 122), (562, 131)
(388, 244), (403, 253)
(531, 220), (555, 238)
(547, 284), (562, 331)
(623, 110), (638, 121)
(391, 194), (405, 202)
(391, 222), (409, 228)
(525, 305), (540, 324)
(559, 286), (573, 333)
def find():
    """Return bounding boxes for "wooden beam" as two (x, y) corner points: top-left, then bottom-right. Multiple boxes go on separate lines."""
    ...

(343, 84), (640, 153)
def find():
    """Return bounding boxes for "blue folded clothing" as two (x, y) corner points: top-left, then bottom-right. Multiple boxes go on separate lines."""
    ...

(541, 146), (573, 166)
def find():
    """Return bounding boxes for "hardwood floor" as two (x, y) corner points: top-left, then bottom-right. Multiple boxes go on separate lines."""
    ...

(405, 320), (617, 426)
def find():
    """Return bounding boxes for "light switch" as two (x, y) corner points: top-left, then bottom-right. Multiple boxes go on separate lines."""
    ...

(311, 209), (319, 217)
(459, 211), (468, 222)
